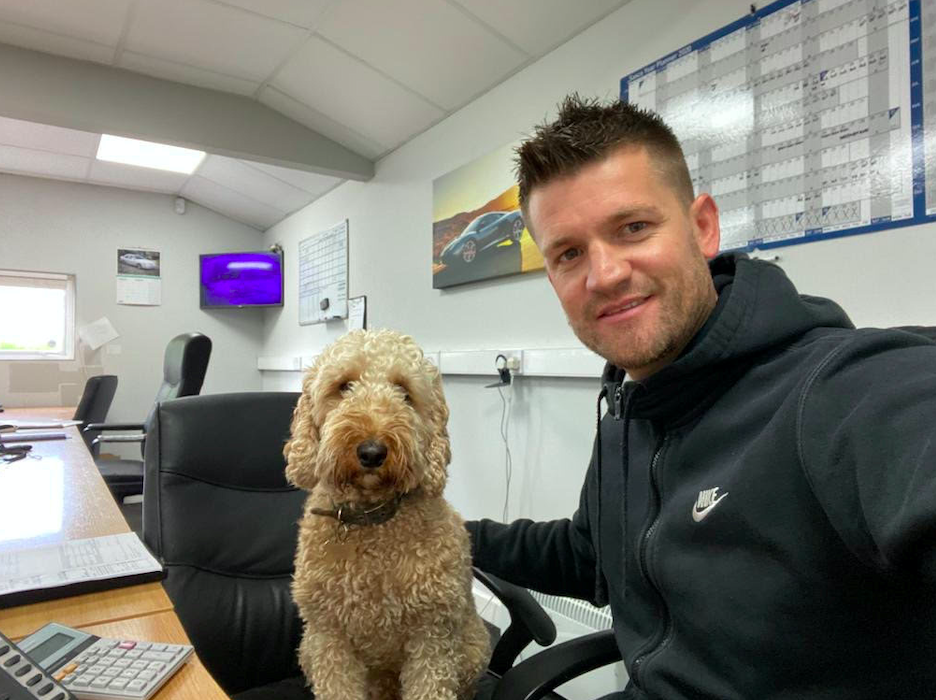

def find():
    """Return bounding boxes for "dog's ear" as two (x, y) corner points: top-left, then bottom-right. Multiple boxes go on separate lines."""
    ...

(284, 371), (320, 491)
(421, 361), (451, 498)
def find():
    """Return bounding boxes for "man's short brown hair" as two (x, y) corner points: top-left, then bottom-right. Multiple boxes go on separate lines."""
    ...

(515, 93), (694, 219)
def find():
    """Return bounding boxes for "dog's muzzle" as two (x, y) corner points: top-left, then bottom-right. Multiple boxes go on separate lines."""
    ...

(356, 439), (388, 468)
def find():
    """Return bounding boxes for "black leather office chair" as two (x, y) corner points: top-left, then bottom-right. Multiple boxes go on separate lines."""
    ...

(72, 374), (118, 457)
(142, 391), (560, 698)
(88, 332), (211, 501)
(143, 391), (303, 694)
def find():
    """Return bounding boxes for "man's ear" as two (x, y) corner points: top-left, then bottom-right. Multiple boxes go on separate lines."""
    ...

(690, 193), (721, 259)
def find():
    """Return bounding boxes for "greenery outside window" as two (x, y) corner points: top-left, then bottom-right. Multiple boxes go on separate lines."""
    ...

(0, 270), (76, 361)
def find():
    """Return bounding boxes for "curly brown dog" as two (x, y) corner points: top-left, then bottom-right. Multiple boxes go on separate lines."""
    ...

(285, 329), (490, 700)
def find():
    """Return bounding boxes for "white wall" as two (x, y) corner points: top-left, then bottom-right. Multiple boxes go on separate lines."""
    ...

(0, 173), (267, 428)
(259, 0), (936, 521)
(259, 1), (936, 695)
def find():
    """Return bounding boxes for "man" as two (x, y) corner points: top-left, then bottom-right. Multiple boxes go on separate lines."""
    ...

(467, 94), (936, 699)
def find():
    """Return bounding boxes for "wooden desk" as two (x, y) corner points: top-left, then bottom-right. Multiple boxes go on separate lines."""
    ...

(0, 408), (228, 698)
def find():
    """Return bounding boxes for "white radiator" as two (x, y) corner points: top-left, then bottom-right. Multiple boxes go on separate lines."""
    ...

(474, 584), (627, 699)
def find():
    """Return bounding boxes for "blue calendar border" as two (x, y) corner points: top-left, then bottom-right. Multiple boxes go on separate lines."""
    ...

(619, 0), (932, 253)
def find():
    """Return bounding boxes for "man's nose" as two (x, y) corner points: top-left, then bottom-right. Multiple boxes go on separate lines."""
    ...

(586, 242), (632, 294)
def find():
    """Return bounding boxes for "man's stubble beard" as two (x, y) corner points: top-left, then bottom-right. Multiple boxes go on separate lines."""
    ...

(569, 258), (715, 374)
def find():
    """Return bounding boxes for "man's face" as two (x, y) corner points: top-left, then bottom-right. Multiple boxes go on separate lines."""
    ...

(527, 145), (721, 380)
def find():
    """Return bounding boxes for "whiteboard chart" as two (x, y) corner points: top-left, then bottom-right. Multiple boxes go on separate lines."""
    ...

(621, 0), (935, 252)
(298, 220), (349, 326)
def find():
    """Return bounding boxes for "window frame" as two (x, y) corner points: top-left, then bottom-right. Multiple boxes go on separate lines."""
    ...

(0, 269), (77, 361)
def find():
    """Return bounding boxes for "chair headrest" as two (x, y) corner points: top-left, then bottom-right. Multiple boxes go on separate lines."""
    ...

(163, 332), (212, 397)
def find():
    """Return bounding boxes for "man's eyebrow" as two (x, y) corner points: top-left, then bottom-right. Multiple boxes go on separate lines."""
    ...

(607, 204), (664, 221)
(542, 235), (575, 258)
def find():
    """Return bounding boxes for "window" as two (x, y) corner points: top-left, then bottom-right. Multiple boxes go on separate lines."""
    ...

(0, 270), (76, 361)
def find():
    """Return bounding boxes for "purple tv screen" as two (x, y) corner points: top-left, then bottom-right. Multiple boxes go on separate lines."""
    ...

(200, 251), (283, 308)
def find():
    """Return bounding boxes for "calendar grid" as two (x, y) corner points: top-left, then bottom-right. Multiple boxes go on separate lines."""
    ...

(621, 0), (934, 252)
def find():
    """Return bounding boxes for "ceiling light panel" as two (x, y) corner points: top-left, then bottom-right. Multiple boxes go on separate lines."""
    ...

(96, 135), (206, 174)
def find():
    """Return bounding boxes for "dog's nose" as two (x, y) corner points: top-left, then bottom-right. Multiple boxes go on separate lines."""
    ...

(356, 439), (388, 468)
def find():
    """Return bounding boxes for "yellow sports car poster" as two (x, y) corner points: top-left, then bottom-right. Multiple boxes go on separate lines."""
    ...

(432, 141), (544, 289)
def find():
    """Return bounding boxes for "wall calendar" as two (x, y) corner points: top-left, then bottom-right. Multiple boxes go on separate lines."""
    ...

(621, 0), (935, 251)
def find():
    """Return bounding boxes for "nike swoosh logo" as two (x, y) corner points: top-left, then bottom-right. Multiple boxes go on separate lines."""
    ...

(692, 493), (728, 523)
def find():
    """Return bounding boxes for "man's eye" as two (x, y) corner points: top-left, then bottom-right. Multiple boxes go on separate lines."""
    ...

(558, 248), (581, 263)
(625, 222), (648, 234)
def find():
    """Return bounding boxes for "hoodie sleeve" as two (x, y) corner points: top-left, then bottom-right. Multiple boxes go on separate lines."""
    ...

(798, 330), (936, 581)
(465, 452), (604, 605)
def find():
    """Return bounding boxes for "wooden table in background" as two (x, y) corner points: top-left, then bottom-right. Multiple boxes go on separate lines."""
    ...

(0, 407), (228, 699)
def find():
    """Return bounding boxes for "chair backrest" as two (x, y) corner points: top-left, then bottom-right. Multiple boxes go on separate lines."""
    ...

(156, 331), (212, 403)
(140, 332), (212, 456)
(142, 391), (305, 694)
(72, 375), (118, 455)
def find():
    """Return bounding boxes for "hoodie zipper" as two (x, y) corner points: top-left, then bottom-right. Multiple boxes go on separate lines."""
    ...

(631, 433), (671, 689)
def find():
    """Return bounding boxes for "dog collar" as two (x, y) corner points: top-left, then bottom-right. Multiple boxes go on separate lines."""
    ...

(310, 492), (408, 527)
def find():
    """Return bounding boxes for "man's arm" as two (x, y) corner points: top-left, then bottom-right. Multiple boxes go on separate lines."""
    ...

(466, 453), (604, 606)
(799, 331), (936, 579)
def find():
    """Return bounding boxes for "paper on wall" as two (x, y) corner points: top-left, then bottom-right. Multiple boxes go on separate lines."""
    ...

(78, 317), (120, 350)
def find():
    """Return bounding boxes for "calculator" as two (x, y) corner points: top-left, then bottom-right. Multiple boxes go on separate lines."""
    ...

(0, 627), (75, 700)
(17, 623), (193, 700)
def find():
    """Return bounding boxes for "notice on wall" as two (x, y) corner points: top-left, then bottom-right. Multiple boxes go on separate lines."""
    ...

(348, 295), (367, 331)
(298, 220), (349, 325)
(78, 317), (119, 351)
(116, 247), (161, 306)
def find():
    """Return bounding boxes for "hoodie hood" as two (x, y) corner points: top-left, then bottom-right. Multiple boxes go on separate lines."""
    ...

(601, 252), (854, 424)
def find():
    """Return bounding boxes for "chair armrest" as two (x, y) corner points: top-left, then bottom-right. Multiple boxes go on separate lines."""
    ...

(92, 433), (146, 447)
(492, 629), (621, 700)
(84, 422), (145, 432)
(473, 567), (557, 676)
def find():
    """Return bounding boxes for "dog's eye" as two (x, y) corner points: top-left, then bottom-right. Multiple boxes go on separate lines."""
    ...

(394, 383), (412, 404)
(338, 382), (351, 395)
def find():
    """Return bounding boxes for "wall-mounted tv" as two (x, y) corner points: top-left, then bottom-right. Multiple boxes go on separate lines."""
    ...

(199, 251), (284, 309)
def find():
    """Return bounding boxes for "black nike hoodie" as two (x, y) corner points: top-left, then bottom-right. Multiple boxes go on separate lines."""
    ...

(467, 253), (936, 699)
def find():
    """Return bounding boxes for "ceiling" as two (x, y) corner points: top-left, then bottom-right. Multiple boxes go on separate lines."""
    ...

(0, 0), (628, 230)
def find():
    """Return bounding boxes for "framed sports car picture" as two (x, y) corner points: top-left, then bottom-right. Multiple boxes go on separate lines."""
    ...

(432, 141), (543, 289)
